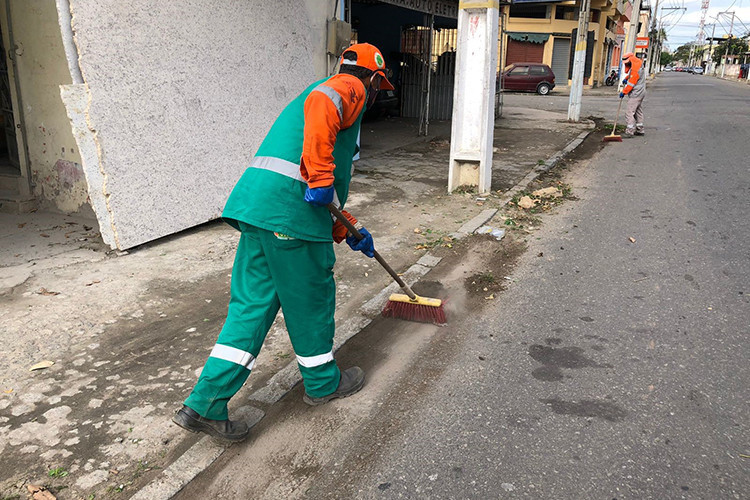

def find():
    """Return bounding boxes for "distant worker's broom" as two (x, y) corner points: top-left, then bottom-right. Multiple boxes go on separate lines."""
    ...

(603, 97), (624, 143)
(328, 204), (447, 325)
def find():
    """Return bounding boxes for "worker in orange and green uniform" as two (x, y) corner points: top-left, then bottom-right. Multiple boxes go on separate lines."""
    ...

(619, 52), (646, 136)
(172, 43), (394, 441)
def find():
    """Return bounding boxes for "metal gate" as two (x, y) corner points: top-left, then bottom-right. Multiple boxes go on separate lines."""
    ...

(400, 20), (457, 134)
(0, 22), (20, 172)
(551, 37), (571, 82)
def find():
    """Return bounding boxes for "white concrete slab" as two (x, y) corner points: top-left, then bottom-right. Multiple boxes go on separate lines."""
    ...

(66, 0), (328, 249)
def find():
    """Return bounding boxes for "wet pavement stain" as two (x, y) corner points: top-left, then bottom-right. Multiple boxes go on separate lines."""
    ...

(540, 398), (627, 422)
(529, 344), (612, 382)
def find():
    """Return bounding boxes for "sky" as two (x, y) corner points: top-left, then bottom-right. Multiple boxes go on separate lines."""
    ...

(656, 0), (750, 50)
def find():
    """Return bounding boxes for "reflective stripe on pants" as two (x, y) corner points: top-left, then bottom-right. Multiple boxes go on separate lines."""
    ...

(184, 223), (340, 420)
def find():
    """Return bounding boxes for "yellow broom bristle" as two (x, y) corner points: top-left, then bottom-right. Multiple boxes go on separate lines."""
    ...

(387, 293), (442, 308)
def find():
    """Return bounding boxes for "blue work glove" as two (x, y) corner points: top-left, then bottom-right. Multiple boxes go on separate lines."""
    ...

(621, 78), (628, 85)
(619, 92), (625, 99)
(304, 185), (335, 207)
(346, 228), (375, 258)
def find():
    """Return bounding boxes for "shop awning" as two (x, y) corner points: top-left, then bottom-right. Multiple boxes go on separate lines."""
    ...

(507, 32), (550, 44)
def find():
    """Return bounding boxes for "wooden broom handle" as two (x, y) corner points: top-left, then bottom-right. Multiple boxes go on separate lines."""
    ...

(327, 203), (417, 301)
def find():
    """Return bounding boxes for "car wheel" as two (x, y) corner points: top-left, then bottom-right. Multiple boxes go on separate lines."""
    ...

(537, 83), (551, 95)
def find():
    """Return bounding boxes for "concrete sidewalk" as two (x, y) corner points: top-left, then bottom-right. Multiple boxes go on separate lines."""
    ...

(0, 107), (592, 499)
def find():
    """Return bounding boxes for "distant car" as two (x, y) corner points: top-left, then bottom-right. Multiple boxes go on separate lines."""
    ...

(693, 66), (704, 74)
(501, 63), (556, 95)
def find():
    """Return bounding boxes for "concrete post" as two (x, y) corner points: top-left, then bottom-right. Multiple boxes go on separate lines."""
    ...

(448, 1), (499, 194)
(567, 0), (591, 122)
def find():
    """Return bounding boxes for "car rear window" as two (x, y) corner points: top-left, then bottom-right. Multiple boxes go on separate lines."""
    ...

(529, 66), (548, 75)
(509, 66), (529, 75)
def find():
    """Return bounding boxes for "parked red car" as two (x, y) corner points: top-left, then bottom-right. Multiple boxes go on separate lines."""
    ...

(501, 63), (556, 95)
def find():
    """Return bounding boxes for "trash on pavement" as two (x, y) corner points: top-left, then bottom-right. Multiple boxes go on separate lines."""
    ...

(476, 226), (506, 240)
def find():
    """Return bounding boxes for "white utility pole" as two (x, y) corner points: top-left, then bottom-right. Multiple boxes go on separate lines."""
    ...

(567, 0), (591, 122)
(624, 0), (644, 55)
(619, 0), (644, 84)
(645, 0), (661, 75)
(448, 0), (499, 194)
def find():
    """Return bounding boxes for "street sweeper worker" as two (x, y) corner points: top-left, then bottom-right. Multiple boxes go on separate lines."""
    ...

(619, 53), (646, 136)
(172, 43), (394, 442)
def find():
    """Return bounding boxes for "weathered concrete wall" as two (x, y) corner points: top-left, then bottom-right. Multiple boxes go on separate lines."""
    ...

(65, 0), (332, 249)
(3, 0), (86, 212)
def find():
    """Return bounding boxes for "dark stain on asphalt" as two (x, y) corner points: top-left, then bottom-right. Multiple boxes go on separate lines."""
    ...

(530, 344), (612, 382)
(545, 337), (562, 345)
(579, 316), (594, 322)
(529, 345), (612, 369)
(540, 398), (627, 422)
(686, 220), (696, 226)
(378, 482), (391, 491)
(584, 334), (607, 342)
(532, 365), (565, 382)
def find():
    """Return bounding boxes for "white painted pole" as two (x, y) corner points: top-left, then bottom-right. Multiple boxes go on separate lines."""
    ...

(567, 0), (591, 122)
(448, 1), (499, 194)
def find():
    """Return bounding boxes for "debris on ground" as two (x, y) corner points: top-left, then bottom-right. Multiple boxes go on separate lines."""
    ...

(27, 484), (57, 500)
(517, 196), (537, 210)
(36, 288), (60, 296)
(629, 237), (636, 243)
(532, 186), (563, 198)
(29, 360), (55, 371)
(476, 226), (506, 241)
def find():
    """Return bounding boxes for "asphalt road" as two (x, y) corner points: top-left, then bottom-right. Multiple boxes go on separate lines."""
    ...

(175, 74), (749, 499)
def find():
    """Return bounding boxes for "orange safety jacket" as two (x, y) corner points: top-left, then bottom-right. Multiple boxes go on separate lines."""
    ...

(300, 73), (367, 242)
(622, 55), (643, 95)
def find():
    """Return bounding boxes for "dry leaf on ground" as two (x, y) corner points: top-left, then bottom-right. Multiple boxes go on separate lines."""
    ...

(30, 360), (55, 371)
(517, 196), (537, 209)
(27, 484), (56, 500)
(532, 187), (562, 198)
(37, 288), (60, 296)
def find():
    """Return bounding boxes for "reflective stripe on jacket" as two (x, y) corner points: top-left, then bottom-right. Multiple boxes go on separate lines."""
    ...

(222, 75), (366, 242)
(622, 55), (645, 98)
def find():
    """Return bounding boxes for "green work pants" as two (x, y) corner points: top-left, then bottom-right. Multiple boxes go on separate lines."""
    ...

(184, 222), (340, 420)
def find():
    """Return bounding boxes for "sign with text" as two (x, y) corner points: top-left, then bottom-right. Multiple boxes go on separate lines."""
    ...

(635, 37), (649, 49)
(379, 0), (459, 18)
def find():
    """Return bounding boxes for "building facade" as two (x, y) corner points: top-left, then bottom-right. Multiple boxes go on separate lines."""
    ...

(500, 0), (632, 86)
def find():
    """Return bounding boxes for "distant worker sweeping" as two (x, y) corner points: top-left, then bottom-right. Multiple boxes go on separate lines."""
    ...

(619, 52), (646, 137)
(172, 43), (395, 442)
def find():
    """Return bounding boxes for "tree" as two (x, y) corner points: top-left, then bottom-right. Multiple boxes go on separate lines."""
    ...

(712, 36), (749, 63)
(673, 44), (693, 64)
(661, 51), (674, 66)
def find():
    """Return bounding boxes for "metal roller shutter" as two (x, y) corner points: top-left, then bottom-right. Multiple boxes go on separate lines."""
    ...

(505, 39), (544, 67)
(551, 38), (571, 81)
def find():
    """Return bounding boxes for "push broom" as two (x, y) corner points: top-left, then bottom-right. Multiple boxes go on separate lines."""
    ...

(328, 204), (446, 325)
(603, 97), (624, 143)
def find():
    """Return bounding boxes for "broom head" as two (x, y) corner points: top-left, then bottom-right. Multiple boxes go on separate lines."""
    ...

(382, 293), (446, 325)
(602, 134), (622, 142)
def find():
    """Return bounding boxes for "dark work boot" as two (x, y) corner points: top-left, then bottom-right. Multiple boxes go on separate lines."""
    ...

(172, 406), (250, 442)
(303, 366), (365, 406)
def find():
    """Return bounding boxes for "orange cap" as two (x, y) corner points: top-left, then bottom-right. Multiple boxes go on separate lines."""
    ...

(341, 43), (395, 90)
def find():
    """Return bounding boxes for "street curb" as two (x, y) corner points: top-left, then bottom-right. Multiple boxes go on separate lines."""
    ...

(130, 123), (595, 500)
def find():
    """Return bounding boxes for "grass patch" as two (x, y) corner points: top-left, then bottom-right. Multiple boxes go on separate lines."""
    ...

(48, 467), (69, 478)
